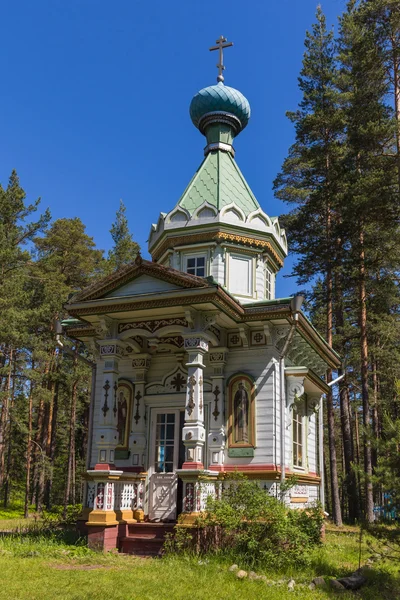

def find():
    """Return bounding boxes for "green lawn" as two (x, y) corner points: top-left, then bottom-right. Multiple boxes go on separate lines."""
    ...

(0, 528), (398, 600)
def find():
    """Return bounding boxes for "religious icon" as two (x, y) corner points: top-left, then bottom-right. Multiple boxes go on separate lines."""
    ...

(228, 374), (255, 448)
(117, 391), (128, 445)
(234, 382), (249, 443)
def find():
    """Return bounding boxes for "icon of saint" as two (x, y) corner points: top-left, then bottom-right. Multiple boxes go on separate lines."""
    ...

(234, 381), (249, 443)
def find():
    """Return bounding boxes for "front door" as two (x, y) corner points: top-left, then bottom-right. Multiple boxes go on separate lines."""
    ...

(149, 410), (180, 521)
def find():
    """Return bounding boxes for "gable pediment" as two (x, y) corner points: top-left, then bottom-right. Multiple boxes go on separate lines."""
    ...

(104, 274), (181, 298)
(67, 256), (211, 304)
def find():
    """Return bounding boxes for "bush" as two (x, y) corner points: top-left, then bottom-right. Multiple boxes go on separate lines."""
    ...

(170, 475), (323, 569)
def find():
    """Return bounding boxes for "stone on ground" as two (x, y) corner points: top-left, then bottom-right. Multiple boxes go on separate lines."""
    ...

(287, 579), (295, 591)
(330, 579), (346, 591)
(236, 570), (248, 579)
(312, 576), (326, 587)
(229, 564), (239, 572)
(337, 571), (367, 590)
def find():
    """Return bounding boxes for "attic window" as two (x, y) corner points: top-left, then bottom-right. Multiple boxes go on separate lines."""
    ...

(186, 256), (205, 277)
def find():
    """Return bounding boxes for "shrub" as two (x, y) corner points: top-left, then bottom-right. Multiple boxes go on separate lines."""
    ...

(172, 474), (323, 569)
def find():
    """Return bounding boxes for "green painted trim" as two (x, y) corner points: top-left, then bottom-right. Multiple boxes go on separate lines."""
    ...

(228, 448), (255, 458)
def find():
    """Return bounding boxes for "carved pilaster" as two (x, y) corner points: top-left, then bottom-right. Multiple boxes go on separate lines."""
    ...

(182, 336), (209, 468)
(131, 354), (151, 469)
(207, 348), (228, 467)
(95, 341), (126, 466)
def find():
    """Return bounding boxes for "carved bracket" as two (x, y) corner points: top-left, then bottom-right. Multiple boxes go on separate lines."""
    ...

(286, 376), (305, 408)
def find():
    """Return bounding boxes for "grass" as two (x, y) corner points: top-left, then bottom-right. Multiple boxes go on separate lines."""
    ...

(0, 499), (41, 531)
(0, 526), (398, 600)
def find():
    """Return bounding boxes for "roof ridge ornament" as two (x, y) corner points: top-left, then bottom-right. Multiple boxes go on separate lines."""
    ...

(209, 35), (233, 83)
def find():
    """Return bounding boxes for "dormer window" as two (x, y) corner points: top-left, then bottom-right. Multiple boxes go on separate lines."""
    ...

(185, 255), (206, 277)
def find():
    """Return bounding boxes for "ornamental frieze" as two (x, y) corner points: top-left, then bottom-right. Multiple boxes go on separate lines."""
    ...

(119, 318), (188, 335)
(145, 366), (212, 395)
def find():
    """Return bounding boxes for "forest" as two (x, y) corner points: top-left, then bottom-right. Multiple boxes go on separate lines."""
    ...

(0, 0), (400, 526)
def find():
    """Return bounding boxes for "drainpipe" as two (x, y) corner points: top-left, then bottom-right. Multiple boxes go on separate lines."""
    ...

(279, 295), (304, 487)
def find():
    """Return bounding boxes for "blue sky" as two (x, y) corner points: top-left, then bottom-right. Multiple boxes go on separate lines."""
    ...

(1, 0), (347, 297)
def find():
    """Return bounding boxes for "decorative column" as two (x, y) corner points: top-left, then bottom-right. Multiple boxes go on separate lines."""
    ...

(131, 356), (151, 468)
(85, 468), (123, 551)
(96, 341), (125, 468)
(208, 347), (228, 468)
(181, 336), (209, 469)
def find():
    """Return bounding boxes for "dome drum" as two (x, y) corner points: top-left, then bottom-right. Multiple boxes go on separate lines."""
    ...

(198, 111), (242, 136)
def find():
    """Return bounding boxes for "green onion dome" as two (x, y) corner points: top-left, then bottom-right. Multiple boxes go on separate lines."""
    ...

(190, 82), (250, 137)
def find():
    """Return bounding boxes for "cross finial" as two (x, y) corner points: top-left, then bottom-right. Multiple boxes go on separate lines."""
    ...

(209, 35), (233, 83)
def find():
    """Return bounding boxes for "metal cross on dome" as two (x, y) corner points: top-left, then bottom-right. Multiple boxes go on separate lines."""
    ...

(209, 35), (233, 83)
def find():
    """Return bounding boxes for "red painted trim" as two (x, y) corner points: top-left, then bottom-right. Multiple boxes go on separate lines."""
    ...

(182, 462), (204, 470)
(94, 463), (116, 471)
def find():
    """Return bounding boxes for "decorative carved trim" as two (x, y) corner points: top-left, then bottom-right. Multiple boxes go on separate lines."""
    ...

(250, 330), (266, 346)
(199, 377), (203, 413)
(286, 376), (306, 408)
(113, 381), (118, 417)
(159, 335), (184, 348)
(227, 332), (242, 348)
(187, 375), (196, 416)
(134, 390), (142, 425)
(119, 317), (188, 335)
(102, 381), (110, 417)
(132, 357), (151, 369)
(209, 351), (227, 363)
(212, 386), (221, 421)
(184, 337), (209, 352)
(151, 230), (285, 267)
(69, 258), (209, 303)
(100, 344), (116, 355)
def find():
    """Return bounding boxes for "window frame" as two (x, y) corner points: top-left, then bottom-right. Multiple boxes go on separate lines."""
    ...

(227, 252), (254, 298)
(184, 253), (207, 277)
(292, 398), (307, 471)
(265, 265), (273, 300)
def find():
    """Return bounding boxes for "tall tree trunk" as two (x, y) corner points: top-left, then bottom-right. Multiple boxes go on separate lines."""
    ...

(335, 272), (359, 522)
(4, 352), (17, 507)
(63, 353), (78, 518)
(359, 228), (374, 523)
(45, 380), (59, 510)
(325, 191), (343, 526)
(24, 375), (34, 518)
(326, 264), (342, 525)
(0, 350), (13, 491)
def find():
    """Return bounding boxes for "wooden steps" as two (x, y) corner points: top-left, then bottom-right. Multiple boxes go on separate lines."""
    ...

(119, 523), (176, 557)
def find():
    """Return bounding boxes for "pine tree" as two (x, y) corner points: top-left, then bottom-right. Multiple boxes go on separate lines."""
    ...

(107, 200), (140, 271)
(338, 0), (399, 523)
(274, 6), (345, 525)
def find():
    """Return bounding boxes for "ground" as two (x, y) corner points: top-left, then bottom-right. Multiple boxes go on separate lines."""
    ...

(0, 504), (399, 600)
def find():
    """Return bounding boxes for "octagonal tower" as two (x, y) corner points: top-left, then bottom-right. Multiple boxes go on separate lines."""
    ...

(148, 78), (287, 303)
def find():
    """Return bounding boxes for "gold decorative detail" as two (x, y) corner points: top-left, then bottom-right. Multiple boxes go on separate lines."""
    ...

(187, 375), (196, 416)
(151, 230), (284, 266)
(199, 377), (203, 412)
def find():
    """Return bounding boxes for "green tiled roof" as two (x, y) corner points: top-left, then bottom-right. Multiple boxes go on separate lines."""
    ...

(177, 151), (260, 216)
(190, 83), (250, 131)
